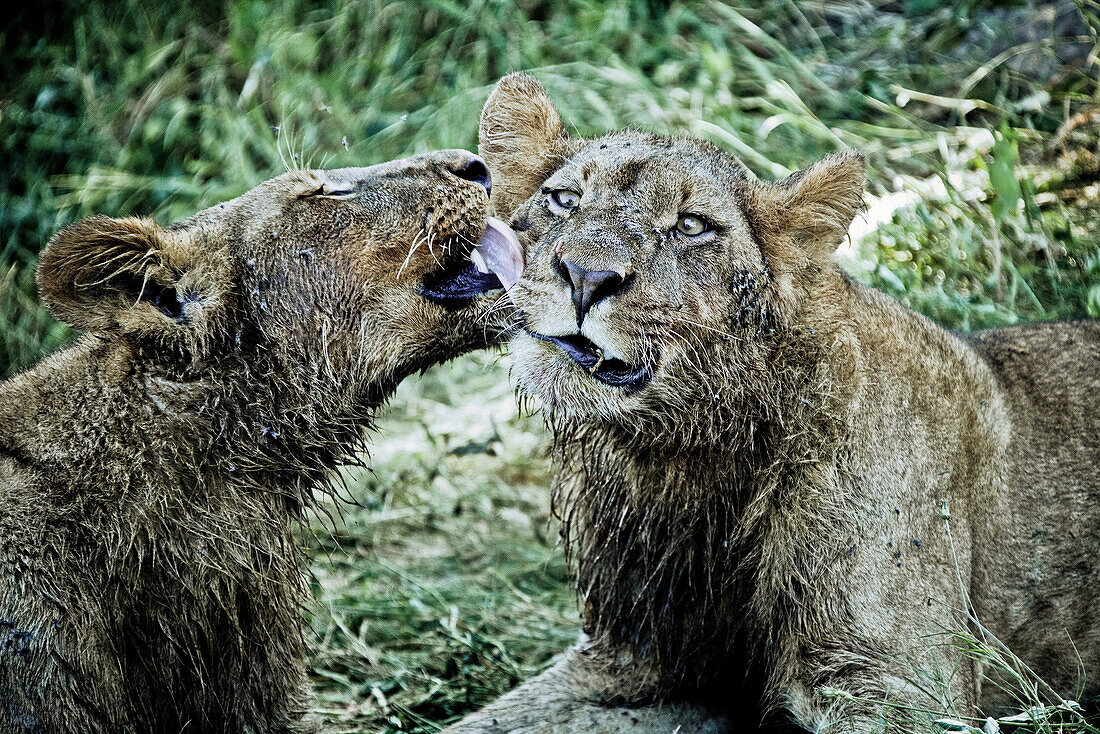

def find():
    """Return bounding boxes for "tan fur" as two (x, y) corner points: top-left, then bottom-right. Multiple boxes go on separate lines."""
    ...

(445, 74), (1100, 733)
(479, 73), (579, 219)
(0, 151), (510, 733)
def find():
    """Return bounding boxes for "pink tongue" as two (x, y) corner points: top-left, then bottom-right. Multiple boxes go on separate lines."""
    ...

(473, 217), (524, 291)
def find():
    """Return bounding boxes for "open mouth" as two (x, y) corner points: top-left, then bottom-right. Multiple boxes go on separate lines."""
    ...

(420, 217), (523, 306)
(526, 331), (652, 393)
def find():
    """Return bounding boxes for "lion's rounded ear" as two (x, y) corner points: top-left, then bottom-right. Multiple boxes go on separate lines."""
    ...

(37, 215), (230, 342)
(479, 72), (575, 218)
(744, 149), (866, 259)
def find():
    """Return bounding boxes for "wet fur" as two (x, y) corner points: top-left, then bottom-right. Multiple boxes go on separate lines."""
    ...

(0, 152), (506, 734)
(445, 74), (1100, 733)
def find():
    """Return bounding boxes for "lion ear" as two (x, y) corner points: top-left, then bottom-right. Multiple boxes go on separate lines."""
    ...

(744, 149), (865, 259)
(37, 215), (230, 341)
(479, 72), (575, 217)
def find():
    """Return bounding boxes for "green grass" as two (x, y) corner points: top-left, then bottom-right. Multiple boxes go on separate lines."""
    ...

(302, 354), (572, 732)
(2, 1), (1099, 731)
(3, 0), (1099, 376)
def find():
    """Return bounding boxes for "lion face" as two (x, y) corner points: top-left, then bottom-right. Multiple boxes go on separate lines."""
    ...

(506, 134), (766, 420)
(37, 149), (522, 397)
(479, 74), (863, 427)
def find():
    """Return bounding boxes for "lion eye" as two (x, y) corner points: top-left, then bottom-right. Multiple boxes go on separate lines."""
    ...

(550, 189), (581, 209)
(676, 214), (709, 237)
(300, 182), (357, 199)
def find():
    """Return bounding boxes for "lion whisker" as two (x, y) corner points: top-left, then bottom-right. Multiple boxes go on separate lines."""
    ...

(669, 314), (740, 342)
(479, 292), (519, 342)
(478, 291), (514, 323)
(398, 227), (428, 278)
(666, 330), (706, 367)
(447, 223), (480, 252)
(425, 231), (444, 268)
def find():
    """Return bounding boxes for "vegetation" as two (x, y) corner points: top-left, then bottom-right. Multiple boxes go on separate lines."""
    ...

(2, 1), (1097, 731)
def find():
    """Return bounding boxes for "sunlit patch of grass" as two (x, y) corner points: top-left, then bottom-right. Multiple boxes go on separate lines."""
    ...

(302, 353), (573, 733)
(853, 177), (1100, 331)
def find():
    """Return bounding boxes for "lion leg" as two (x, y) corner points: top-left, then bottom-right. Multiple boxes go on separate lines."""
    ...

(442, 641), (732, 733)
(779, 668), (963, 734)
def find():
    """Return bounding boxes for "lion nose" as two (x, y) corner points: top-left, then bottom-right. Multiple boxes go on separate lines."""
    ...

(557, 258), (626, 326)
(449, 155), (492, 195)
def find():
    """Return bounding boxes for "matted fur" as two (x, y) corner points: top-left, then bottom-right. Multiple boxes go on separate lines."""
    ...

(444, 74), (1100, 734)
(0, 151), (509, 733)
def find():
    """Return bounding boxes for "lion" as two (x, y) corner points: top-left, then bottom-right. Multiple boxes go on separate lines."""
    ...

(442, 73), (1100, 733)
(0, 150), (522, 734)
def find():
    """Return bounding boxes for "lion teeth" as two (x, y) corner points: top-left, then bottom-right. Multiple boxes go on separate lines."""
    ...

(469, 248), (489, 274)
(589, 348), (605, 374)
(474, 217), (524, 290)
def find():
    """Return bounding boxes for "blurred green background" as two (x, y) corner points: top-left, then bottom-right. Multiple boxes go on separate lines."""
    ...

(2, 1), (1098, 731)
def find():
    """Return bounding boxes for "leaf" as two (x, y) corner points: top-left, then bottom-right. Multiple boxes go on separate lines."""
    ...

(989, 132), (1022, 224)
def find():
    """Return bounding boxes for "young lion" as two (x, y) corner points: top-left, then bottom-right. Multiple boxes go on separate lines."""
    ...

(0, 151), (521, 733)
(445, 74), (1100, 733)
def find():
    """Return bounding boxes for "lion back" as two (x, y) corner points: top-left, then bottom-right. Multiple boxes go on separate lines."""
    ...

(960, 319), (1100, 708)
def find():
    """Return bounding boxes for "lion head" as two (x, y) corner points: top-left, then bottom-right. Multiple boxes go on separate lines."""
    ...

(481, 74), (864, 440)
(37, 150), (522, 406)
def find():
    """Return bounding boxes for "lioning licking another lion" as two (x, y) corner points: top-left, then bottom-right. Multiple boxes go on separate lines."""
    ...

(444, 73), (1100, 734)
(0, 151), (522, 733)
